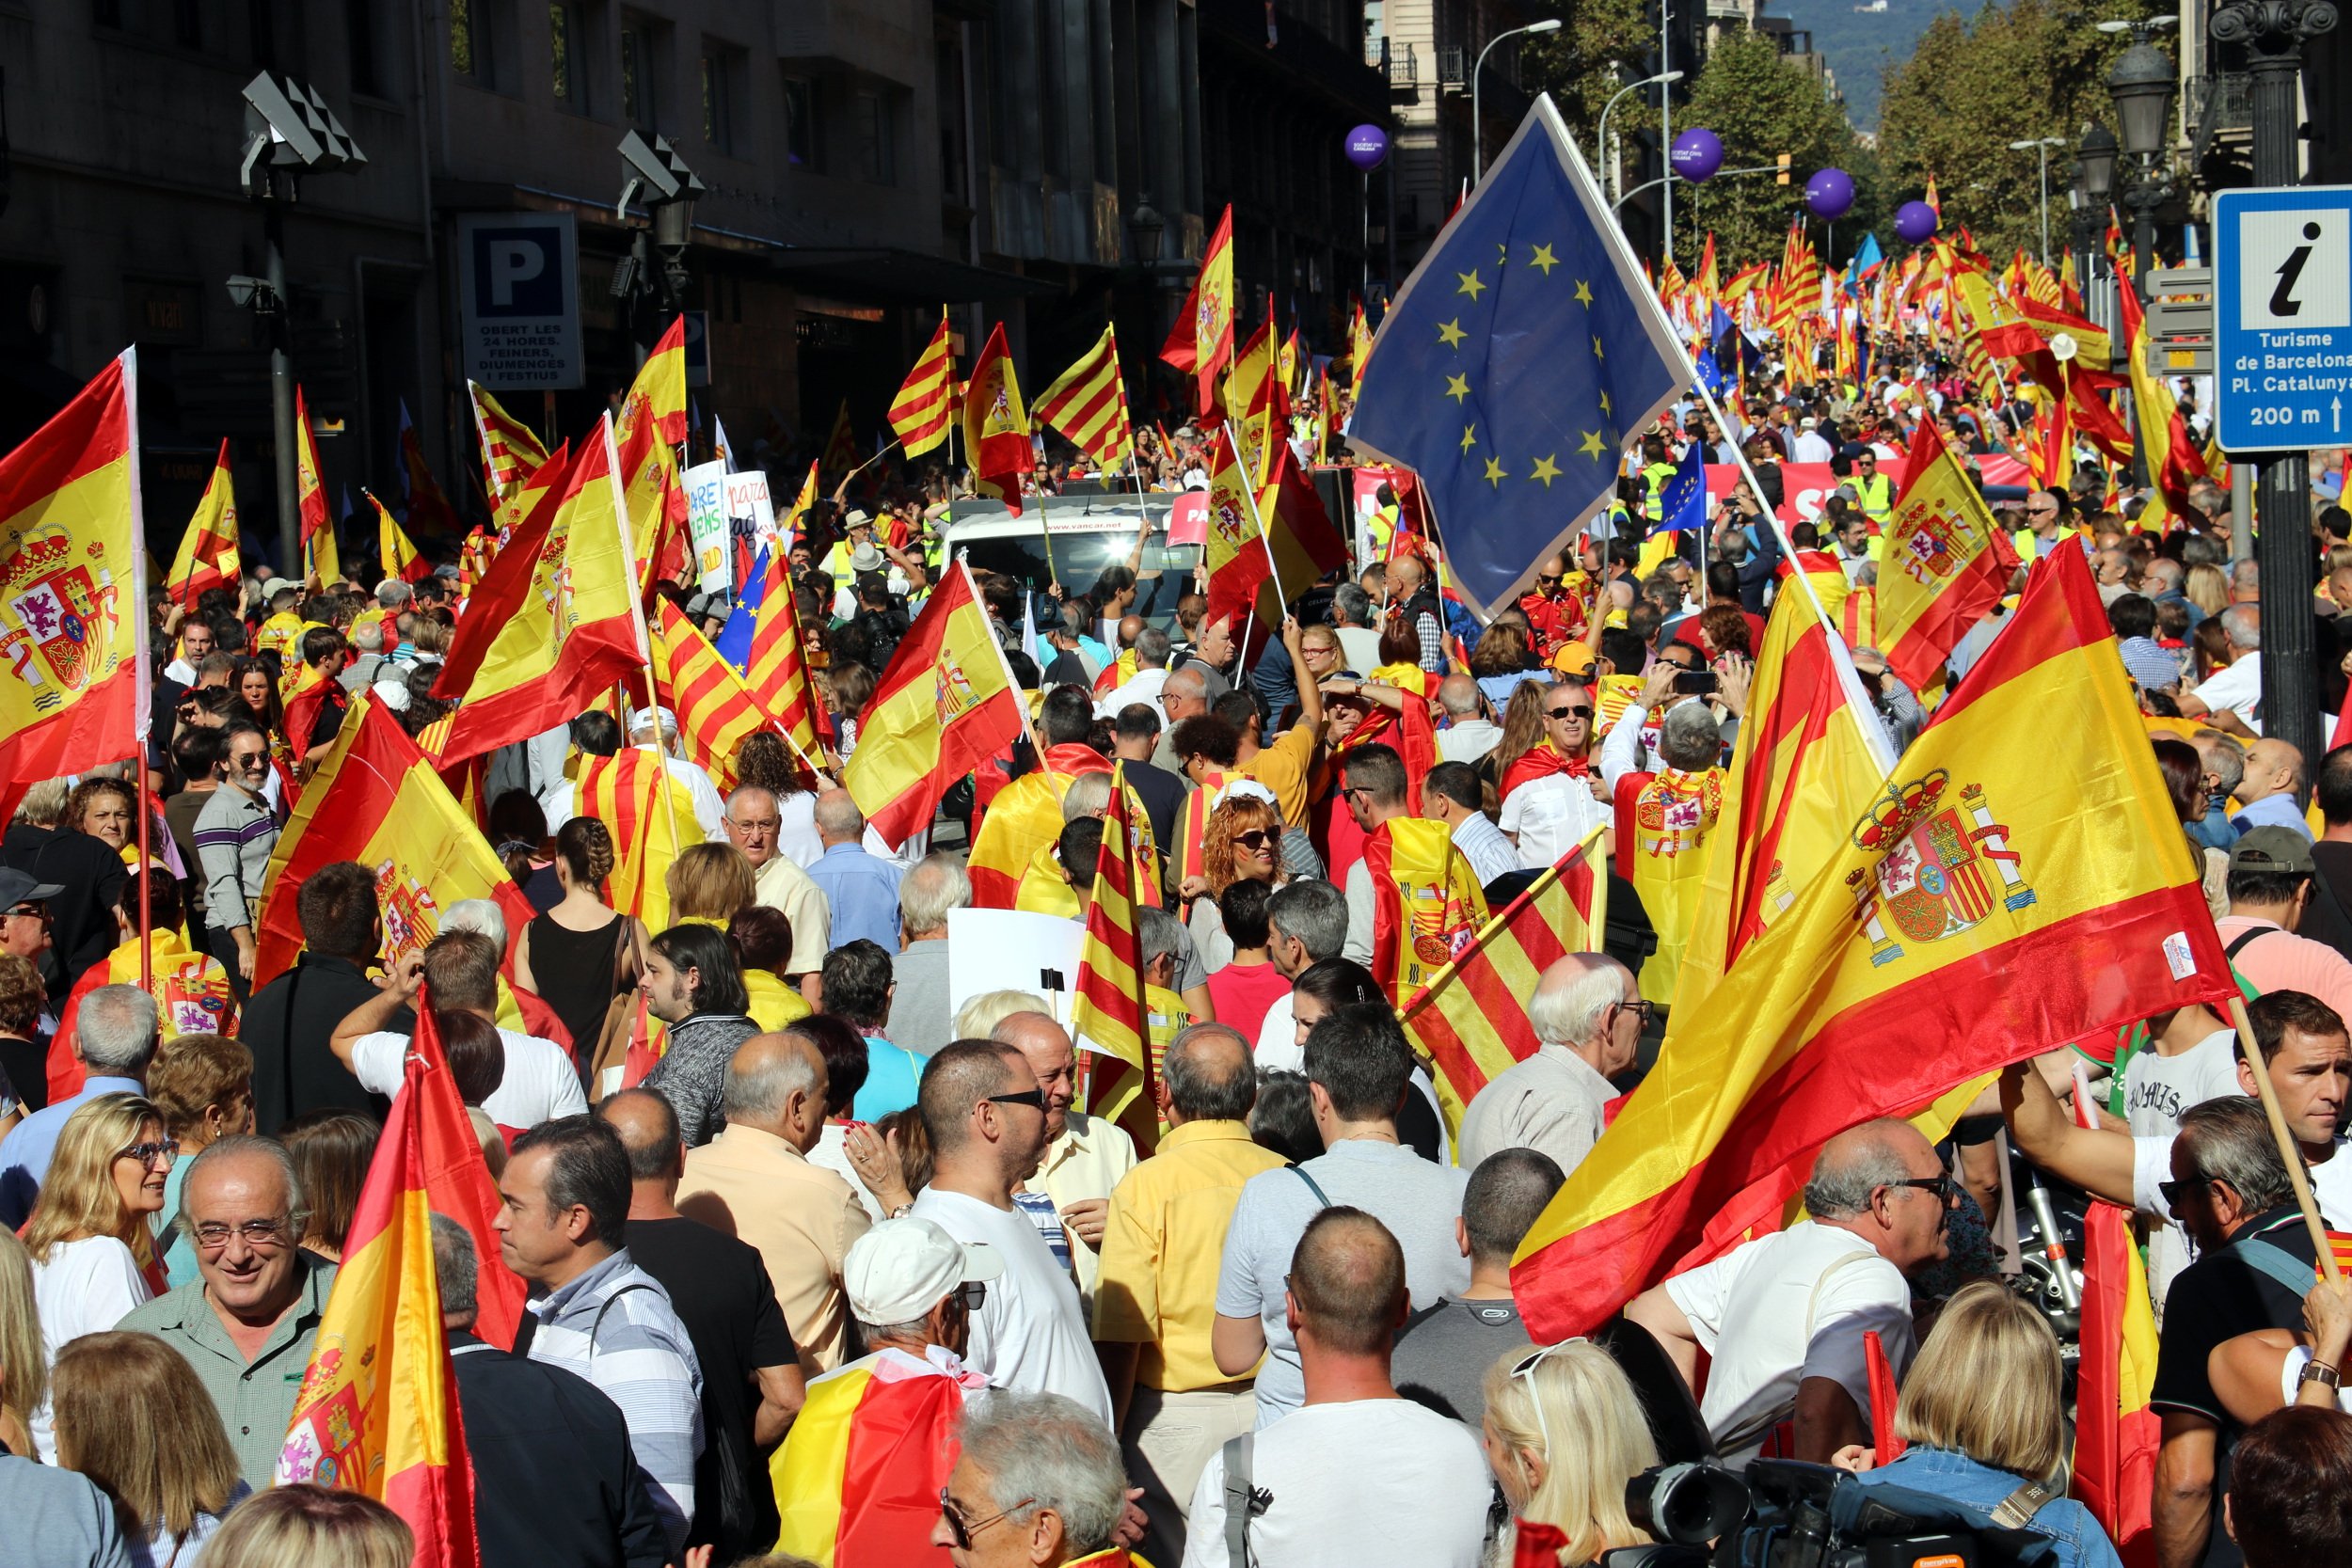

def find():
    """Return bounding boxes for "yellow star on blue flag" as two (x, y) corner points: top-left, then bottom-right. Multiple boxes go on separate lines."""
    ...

(1351, 97), (1687, 614)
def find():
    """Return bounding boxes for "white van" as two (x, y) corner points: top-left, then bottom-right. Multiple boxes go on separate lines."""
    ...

(940, 493), (1196, 630)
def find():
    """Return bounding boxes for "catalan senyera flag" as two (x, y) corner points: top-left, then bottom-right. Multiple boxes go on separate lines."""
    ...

(467, 381), (549, 509)
(733, 547), (824, 761)
(887, 312), (958, 458)
(1161, 203), (1235, 410)
(1200, 426), (1272, 633)
(616, 315), (689, 451)
(771, 1351), (979, 1566)
(167, 439), (240, 611)
(1875, 420), (2020, 692)
(435, 419), (648, 767)
(963, 323), (1034, 514)
(1401, 829), (1606, 1133)
(295, 385), (338, 585)
(367, 489), (433, 585)
(843, 559), (1025, 851)
(577, 747), (702, 930)
(254, 694), (537, 993)
(1072, 764), (1159, 1150)
(1033, 324), (1134, 472)
(0, 351), (147, 798)
(1512, 548), (2237, 1340)
(2074, 1198), (2159, 1567)
(651, 595), (795, 794)
(277, 1004), (481, 1568)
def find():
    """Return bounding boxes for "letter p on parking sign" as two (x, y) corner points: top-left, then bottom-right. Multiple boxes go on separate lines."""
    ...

(457, 211), (583, 390)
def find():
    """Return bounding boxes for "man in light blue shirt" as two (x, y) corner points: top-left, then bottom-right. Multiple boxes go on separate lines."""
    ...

(0, 983), (155, 1227)
(2231, 738), (2314, 841)
(805, 789), (904, 951)
(820, 939), (928, 1121)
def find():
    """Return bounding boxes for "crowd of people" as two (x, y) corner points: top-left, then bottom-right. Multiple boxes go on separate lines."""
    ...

(2, 358), (2352, 1568)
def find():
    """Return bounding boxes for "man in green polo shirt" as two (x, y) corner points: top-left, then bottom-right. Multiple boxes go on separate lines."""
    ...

(118, 1134), (336, 1486)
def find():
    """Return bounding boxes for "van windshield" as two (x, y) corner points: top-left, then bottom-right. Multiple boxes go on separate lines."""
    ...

(954, 529), (1191, 630)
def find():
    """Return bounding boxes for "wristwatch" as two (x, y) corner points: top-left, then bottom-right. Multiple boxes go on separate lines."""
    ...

(2300, 1358), (2342, 1390)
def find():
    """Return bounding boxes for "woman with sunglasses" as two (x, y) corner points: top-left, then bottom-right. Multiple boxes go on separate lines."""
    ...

(1184, 789), (1288, 976)
(22, 1092), (170, 1459)
(1482, 1339), (1661, 1568)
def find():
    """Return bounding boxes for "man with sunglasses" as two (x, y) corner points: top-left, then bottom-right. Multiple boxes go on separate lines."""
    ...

(1626, 1119), (1954, 1465)
(1495, 678), (1611, 876)
(191, 720), (280, 994)
(2010, 488), (2082, 566)
(913, 1041), (1114, 1424)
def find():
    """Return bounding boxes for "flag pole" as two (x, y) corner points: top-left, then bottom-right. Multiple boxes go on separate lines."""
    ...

(2229, 995), (2347, 1286)
(135, 761), (154, 993)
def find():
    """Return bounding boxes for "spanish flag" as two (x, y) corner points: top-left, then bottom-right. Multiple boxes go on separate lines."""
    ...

(1201, 426), (1272, 634)
(1033, 324), (1134, 472)
(620, 412), (691, 595)
(1161, 203), (1235, 410)
(843, 559), (1025, 851)
(295, 384), (338, 585)
(651, 595), (806, 793)
(253, 695), (534, 995)
(2074, 1198), (2159, 1565)
(1402, 828), (1606, 1132)
(435, 419), (648, 767)
(888, 312), (959, 458)
(50, 927), (237, 1102)
(1072, 765), (1157, 1148)
(368, 488), (433, 584)
(1348, 293), (1375, 404)
(1228, 320), (1277, 475)
(1256, 439), (1349, 624)
(1512, 548), (2237, 1340)
(167, 439), (240, 611)
(1362, 816), (1486, 1006)
(771, 1352), (978, 1565)
(617, 314), (689, 451)
(277, 1004), (483, 1568)
(963, 323), (1034, 513)
(466, 380), (549, 509)
(1876, 420), (2018, 692)
(968, 740), (1113, 911)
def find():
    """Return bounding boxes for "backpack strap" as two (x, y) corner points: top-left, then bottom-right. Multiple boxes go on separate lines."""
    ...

(1222, 1431), (1261, 1568)
(2225, 926), (2275, 963)
(1987, 1479), (2058, 1529)
(1290, 1165), (1333, 1209)
(2230, 1234), (2320, 1297)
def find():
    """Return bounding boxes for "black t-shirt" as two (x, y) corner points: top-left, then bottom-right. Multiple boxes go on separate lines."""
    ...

(1118, 759), (1187, 875)
(2300, 842), (2352, 965)
(2151, 1208), (2320, 1568)
(625, 1215), (798, 1560)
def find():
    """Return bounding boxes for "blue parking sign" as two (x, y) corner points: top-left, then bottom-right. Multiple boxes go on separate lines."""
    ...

(457, 212), (583, 390)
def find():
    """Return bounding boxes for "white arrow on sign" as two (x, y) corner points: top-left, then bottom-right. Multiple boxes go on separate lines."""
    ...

(2337, 395), (2344, 435)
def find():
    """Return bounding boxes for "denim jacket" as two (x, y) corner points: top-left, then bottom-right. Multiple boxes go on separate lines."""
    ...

(1851, 1448), (2124, 1568)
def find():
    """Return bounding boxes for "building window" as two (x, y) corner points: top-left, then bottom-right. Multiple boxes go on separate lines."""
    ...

(174, 0), (202, 48)
(621, 21), (656, 126)
(550, 3), (579, 105)
(349, 0), (382, 94)
(452, 0), (485, 78)
(854, 90), (893, 186)
(783, 75), (817, 168)
(700, 55), (726, 150)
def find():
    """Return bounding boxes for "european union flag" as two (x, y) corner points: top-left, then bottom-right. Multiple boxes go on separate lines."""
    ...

(715, 545), (770, 672)
(1659, 439), (1708, 533)
(1349, 96), (1686, 615)
(1695, 346), (1726, 400)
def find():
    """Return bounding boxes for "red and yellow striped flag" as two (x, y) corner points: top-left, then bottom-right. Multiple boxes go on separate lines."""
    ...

(842, 559), (1025, 851)
(576, 748), (700, 929)
(740, 548), (824, 759)
(1513, 548), (2237, 1340)
(435, 418), (649, 767)
(277, 1003), (483, 1568)
(651, 594), (805, 793)
(963, 324), (1033, 512)
(467, 380), (549, 509)
(166, 438), (240, 611)
(887, 312), (958, 458)
(367, 488), (432, 584)
(295, 384), (338, 585)
(1033, 324), (1133, 472)
(615, 314), (688, 451)
(1073, 764), (1157, 1151)
(1401, 828), (1606, 1132)
(1876, 420), (2019, 691)
(2074, 1199), (2159, 1564)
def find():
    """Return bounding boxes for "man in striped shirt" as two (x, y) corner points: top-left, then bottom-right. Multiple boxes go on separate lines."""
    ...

(500, 1115), (705, 1560)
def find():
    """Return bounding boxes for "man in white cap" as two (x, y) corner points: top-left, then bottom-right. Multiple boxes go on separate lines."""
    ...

(768, 1215), (1004, 1562)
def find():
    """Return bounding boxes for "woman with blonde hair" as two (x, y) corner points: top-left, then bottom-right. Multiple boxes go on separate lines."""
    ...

(1185, 788), (1287, 974)
(53, 1331), (245, 1565)
(2185, 561), (2230, 620)
(1481, 1338), (1660, 1566)
(666, 841), (759, 927)
(201, 1483), (413, 1568)
(515, 816), (649, 1080)
(0, 1227), (42, 1459)
(953, 988), (1051, 1040)
(22, 1093), (170, 1459)
(1838, 1279), (2122, 1567)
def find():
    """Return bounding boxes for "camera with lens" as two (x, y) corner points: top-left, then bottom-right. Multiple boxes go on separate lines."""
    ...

(1597, 1458), (2064, 1568)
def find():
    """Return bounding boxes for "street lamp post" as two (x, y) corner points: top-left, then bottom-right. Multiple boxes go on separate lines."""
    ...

(1598, 69), (1684, 209)
(2106, 24), (2175, 497)
(2073, 124), (2118, 337)
(2211, 0), (2338, 773)
(2008, 136), (2065, 268)
(1471, 19), (1563, 182)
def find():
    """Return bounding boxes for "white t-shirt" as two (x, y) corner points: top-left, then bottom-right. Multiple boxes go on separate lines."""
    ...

(911, 1186), (1113, 1425)
(1498, 773), (1612, 872)
(1255, 992), (1300, 1072)
(1662, 1220), (1914, 1464)
(1181, 1399), (1490, 1568)
(775, 790), (824, 869)
(352, 1027), (589, 1131)
(2193, 654), (2264, 734)
(2123, 1030), (2241, 1141)
(30, 1234), (153, 1460)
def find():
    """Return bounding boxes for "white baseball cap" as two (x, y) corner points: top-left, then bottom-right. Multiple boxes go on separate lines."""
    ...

(844, 1216), (1004, 1324)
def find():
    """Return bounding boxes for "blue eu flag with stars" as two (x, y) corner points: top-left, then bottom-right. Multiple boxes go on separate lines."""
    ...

(1658, 438), (1708, 533)
(1349, 96), (1687, 615)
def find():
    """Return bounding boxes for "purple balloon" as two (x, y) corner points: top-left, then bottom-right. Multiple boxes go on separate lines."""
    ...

(1670, 129), (1724, 182)
(1804, 167), (1855, 222)
(1344, 124), (1390, 172)
(1895, 199), (1940, 245)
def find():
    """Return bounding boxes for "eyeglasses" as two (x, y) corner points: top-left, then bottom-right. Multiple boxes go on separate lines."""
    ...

(1883, 1175), (1960, 1208)
(1547, 705), (1594, 721)
(983, 1089), (1048, 1113)
(1232, 829), (1276, 851)
(118, 1140), (178, 1168)
(1302, 644), (1339, 659)
(1608, 998), (1655, 1027)
(3, 903), (50, 923)
(192, 1216), (297, 1251)
(2157, 1175), (2234, 1210)
(726, 817), (781, 834)
(939, 1488), (1036, 1550)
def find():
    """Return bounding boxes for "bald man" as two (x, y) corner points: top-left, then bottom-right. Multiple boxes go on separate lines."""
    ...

(1626, 1119), (1954, 1464)
(676, 1033), (870, 1370)
(1434, 674), (1500, 766)
(1457, 955), (1641, 1176)
(996, 1010), (1137, 1312)
(2231, 738), (2312, 839)
(596, 1087), (806, 1560)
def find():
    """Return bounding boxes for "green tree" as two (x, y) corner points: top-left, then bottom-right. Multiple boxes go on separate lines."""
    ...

(1520, 0), (1661, 160)
(1674, 28), (1875, 272)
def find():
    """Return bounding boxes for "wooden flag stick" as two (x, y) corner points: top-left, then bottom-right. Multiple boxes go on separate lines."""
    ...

(2228, 994), (2346, 1286)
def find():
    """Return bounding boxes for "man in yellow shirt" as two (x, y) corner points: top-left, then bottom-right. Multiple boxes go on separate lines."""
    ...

(1091, 1022), (1286, 1567)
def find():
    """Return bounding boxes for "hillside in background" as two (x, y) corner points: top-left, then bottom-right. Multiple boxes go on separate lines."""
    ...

(1768, 0), (1968, 130)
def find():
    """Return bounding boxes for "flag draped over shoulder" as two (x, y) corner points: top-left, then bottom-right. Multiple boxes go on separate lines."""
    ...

(963, 324), (1034, 512)
(843, 561), (1025, 850)
(1362, 816), (1487, 1006)
(1072, 764), (1157, 1149)
(253, 696), (534, 992)
(435, 420), (647, 766)
(468, 381), (549, 509)
(1401, 830), (1605, 1132)
(888, 313), (958, 458)
(1513, 549), (2237, 1340)
(0, 350), (147, 797)
(1349, 97), (1685, 616)
(1034, 324), (1134, 472)
(278, 1005), (482, 1568)
(771, 1355), (977, 1566)
(167, 439), (239, 610)
(1875, 420), (2019, 691)
(295, 385), (338, 585)
(2074, 1198), (2159, 1566)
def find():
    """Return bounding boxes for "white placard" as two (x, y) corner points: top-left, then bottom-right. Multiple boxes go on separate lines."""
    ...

(682, 460), (730, 594)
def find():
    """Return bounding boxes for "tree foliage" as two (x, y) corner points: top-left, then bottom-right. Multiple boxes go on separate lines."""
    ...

(1876, 0), (2165, 264)
(1675, 28), (1879, 272)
